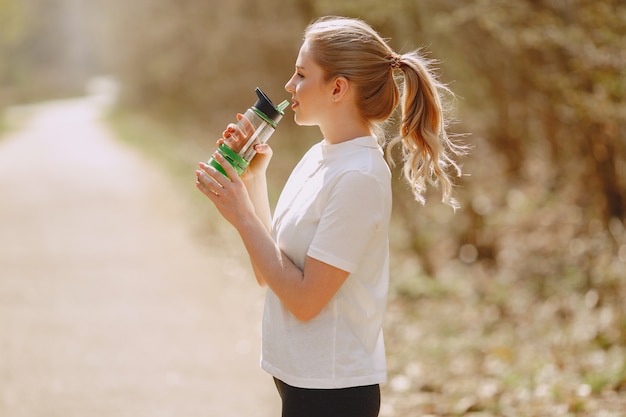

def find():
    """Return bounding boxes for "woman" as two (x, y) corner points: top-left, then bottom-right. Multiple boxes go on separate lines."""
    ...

(195, 16), (464, 417)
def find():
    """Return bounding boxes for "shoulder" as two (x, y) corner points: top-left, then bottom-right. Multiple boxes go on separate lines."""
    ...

(339, 138), (390, 178)
(334, 149), (391, 190)
(331, 169), (390, 205)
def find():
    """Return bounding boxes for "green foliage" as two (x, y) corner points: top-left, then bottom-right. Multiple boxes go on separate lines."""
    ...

(347, 0), (626, 294)
(96, 0), (305, 125)
(0, 0), (27, 46)
(0, 0), (105, 105)
(0, 0), (26, 107)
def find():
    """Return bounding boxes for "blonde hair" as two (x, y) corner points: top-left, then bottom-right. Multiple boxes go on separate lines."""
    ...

(304, 16), (466, 208)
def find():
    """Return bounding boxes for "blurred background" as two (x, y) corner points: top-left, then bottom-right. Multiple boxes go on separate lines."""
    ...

(1, 0), (625, 415)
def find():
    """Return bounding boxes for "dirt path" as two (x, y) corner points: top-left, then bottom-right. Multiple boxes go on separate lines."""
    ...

(0, 97), (280, 416)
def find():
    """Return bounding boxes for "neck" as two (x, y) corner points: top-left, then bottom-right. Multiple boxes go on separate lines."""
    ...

(319, 111), (371, 145)
(321, 128), (372, 145)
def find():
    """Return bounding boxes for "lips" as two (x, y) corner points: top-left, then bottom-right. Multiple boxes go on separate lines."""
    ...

(291, 98), (299, 109)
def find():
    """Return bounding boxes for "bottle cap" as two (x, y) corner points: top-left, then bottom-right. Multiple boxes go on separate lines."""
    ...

(253, 87), (289, 127)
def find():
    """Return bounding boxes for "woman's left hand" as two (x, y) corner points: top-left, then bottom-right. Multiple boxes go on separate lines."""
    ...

(195, 151), (256, 229)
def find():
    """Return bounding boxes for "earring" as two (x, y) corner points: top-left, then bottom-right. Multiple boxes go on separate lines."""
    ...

(331, 97), (336, 102)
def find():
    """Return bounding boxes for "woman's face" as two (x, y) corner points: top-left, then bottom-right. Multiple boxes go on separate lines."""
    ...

(284, 40), (333, 127)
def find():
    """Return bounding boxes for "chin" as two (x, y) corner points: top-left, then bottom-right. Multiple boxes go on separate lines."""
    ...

(294, 115), (314, 127)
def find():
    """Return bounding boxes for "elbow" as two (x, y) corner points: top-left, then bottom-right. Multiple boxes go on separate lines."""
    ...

(293, 311), (317, 322)
(286, 286), (334, 322)
(291, 304), (323, 322)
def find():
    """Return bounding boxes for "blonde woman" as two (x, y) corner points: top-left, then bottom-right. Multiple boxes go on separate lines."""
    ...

(196, 16), (465, 417)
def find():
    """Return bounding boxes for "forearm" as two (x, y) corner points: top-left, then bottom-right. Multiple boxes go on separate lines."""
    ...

(243, 175), (272, 233)
(243, 176), (273, 285)
(235, 214), (306, 310)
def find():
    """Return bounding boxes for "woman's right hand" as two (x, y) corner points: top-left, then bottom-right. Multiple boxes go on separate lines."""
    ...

(224, 114), (273, 181)
(216, 113), (273, 186)
(219, 113), (255, 152)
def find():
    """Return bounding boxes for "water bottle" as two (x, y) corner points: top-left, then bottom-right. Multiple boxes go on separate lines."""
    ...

(208, 87), (289, 177)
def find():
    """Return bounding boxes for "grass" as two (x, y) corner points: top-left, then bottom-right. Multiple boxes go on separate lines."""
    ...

(107, 109), (203, 193)
(1, 103), (33, 137)
(382, 268), (626, 416)
(0, 110), (5, 135)
(104, 107), (247, 252)
(107, 109), (214, 208)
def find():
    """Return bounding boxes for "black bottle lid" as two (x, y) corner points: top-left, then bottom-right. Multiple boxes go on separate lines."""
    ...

(253, 87), (288, 127)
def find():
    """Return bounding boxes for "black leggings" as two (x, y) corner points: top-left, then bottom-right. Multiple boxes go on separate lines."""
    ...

(273, 378), (380, 417)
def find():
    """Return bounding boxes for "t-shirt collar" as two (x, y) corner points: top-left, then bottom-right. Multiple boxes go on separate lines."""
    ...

(320, 136), (379, 157)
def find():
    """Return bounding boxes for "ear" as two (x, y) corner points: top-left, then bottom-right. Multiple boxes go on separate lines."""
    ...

(331, 76), (349, 102)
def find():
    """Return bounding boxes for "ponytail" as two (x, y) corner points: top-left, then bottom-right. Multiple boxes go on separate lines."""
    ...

(387, 51), (466, 209)
(304, 16), (466, 208)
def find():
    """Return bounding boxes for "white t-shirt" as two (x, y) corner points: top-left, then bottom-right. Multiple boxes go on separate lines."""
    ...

(261, 136), (392, 389)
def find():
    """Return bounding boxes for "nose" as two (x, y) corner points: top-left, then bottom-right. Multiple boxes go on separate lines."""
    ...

(285, 75), (295, 93)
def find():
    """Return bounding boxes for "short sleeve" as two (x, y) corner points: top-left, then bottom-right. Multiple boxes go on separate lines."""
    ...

(307, 171), (387, 273)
